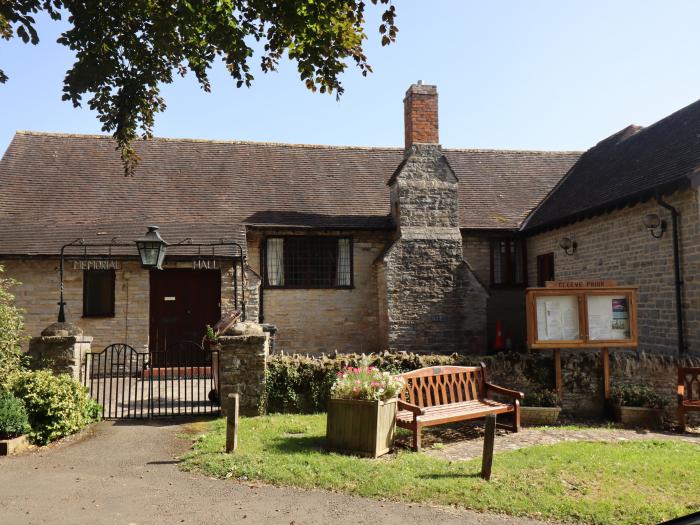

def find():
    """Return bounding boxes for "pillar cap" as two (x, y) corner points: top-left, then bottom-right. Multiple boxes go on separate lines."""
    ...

(41, 322), (83, 337)
(222, 321), (264, 336)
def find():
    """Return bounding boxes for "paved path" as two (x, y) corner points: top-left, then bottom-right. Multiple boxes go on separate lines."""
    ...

(0, 419), (555, 525)
(411, 422), (700, 462)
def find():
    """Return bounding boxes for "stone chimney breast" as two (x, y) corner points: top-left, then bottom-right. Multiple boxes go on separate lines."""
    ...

(404, 82), (439, 150)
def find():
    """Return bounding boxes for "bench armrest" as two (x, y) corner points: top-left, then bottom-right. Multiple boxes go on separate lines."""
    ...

(485, 382), (524, 400)
(678, 384), (686, 405)
(397, 399), (425, 416)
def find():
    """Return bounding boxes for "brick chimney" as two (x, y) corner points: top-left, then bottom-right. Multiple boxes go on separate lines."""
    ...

(403, 81), (439, 150)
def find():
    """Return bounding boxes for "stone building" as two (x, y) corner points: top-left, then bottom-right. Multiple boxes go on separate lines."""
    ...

(1, 83), (699, 358)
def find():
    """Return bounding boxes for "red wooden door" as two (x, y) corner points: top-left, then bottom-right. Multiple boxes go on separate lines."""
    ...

(149, 269), (221, 365)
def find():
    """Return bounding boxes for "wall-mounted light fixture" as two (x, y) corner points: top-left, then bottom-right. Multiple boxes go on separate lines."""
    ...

(135, 226), (168, 270)
(642, 213), (667, 239)
(558, 236), (577, 256)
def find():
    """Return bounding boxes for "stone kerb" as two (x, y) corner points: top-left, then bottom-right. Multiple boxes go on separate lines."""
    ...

(217, 322), (269, 417)
(27, 322), (93, 381)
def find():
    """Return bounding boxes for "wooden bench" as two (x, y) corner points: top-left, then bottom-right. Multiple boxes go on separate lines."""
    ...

(396, 364), (524, 451)
(677, 366), (700, 432)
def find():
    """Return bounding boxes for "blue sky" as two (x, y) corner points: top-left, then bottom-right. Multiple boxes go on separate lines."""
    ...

(2, 1), (700, 154)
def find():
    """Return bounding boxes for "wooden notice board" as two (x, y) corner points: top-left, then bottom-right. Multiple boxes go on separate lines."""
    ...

(526, 283), (638, 349)
(525, 281), (638, 400)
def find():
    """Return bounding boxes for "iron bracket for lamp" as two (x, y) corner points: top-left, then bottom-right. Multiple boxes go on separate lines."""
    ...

(56, 232), (248, 323)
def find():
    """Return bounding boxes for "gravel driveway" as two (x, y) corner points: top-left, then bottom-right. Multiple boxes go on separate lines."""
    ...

(0, 419), (557, 525)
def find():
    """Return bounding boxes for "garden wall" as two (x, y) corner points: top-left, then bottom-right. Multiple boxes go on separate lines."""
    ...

(264, 350), (699, 426)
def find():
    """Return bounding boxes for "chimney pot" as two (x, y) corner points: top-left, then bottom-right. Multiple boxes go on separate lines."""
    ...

(403, 83), (439, 150)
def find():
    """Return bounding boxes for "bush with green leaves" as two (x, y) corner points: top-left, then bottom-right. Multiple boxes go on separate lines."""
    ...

(0, 265), (24, 386)
(0, 390), (30, 439)
(263, 352), (470, 414)
(523, 389), (561, 408)
(8, 370), (101, 445)
(611, 384), (669, 409)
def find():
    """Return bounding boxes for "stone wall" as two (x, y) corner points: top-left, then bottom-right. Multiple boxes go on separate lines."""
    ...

(486, 349), (700, 425)
(379, 143), (488, 354)
(527, 188), (700, 355)
(1, 258), (239, 352)
(246, 229), (391, 355)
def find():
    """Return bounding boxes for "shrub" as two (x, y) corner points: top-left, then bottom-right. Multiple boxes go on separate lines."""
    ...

(610, 384), (669, 409)
(0, 390), (30, 439)
(330, 366), (404, 401)
(0, 266), (25, 385)
(8, 370), (101, 444)
(263, 352), (475, 413)
(523, 389), (561, 407)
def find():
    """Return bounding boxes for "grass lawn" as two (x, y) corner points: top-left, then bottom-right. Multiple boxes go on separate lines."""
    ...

(181, 414), (700, 525)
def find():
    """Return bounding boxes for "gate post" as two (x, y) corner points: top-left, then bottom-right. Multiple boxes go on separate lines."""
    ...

(217, 321), (269, 417)
(27, 322), (93, 381)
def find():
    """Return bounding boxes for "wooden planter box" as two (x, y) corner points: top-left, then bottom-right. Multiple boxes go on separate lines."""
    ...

(521, 406), (562, 426)
(0, 435), (29, 456)
(614, 406), (665, 429)
(326, 398), (397, 458)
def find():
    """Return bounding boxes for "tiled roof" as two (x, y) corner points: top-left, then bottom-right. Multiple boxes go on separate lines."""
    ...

(0, 132), (578, 255)
(524, 98), (700, 231)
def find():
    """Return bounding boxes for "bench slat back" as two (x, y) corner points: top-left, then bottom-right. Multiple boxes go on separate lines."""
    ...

(398, 366), (485, 408)
(679, 366), (700, 403)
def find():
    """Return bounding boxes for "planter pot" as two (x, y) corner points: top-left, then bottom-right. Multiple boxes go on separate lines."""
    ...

(614, 406), (665, 429)
(0, 435), (29, 456)
(326, 398), (397, 458)
(521, 406), (562, 426)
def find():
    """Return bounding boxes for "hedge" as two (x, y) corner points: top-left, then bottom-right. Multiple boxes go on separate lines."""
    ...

(262, 351), (488, 414)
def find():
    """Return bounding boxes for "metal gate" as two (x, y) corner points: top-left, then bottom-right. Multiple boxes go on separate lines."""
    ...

(82, 342), (220, 419)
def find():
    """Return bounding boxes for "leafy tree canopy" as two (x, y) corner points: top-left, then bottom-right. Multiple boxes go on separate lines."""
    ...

(0, 1), (398, 173)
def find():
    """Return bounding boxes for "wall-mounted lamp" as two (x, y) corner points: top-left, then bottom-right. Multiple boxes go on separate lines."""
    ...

(643, 213), (667, 239)
(558, 236), (577, 256)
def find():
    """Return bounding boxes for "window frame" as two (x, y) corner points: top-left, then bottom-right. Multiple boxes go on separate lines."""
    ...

(82, 269), (116, 318)
(489, 238), (527, 288)
(263, 235), (354, 290)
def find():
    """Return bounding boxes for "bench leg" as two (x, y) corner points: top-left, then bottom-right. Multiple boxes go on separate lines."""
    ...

(412, 425), (422, 452)
(512, 400), (521, 433)
(678, 407), (687, 433)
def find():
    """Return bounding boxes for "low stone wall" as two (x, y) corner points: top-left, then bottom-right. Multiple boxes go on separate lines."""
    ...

(486, 350), (700, 424)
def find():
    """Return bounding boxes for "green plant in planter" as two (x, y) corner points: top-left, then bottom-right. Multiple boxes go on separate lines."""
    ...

(523, 389), (561, 408)
(205, 324), (219, 343)
(610, 384), (669, 409)
(0, 390), (30, 439)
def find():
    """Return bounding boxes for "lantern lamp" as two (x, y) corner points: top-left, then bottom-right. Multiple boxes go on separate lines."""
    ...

(135, 226), (168, 269)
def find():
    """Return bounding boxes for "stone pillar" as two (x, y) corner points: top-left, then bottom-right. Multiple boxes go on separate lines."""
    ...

(217, 321), (269, 416)
(27, 322), (92, 381)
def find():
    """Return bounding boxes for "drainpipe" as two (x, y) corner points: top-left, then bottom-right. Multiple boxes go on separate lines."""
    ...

(656, 194), (686, 354)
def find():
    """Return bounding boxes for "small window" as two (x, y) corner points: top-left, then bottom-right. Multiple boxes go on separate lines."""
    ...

(265, 237), (352, 289)
(490, 239), (526, 287)
(83, 270), (115, 317)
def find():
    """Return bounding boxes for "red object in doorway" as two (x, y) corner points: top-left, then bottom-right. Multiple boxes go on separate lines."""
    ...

(494, 320), (505, 350)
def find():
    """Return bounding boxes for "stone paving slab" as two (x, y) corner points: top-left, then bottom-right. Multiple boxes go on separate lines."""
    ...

(394, 421), (700, 462)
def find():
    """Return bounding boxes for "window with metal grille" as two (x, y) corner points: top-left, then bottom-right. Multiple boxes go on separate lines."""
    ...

(265, 237), (352, 288)
(490, 239), (526, 287)
(83, 270), (115, 317)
